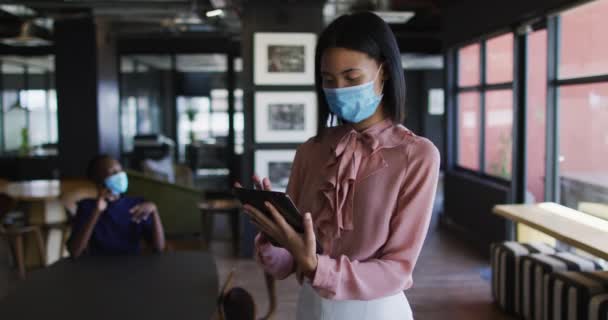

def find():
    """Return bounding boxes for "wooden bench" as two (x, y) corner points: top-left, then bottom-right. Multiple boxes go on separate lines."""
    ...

(493, 202), (608, 260)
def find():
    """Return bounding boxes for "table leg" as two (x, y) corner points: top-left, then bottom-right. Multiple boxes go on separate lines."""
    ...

(261, 272), (277, 320)
(201, 210), (213, 251)
(33, 227), (46, 266)
(229, 209), (240, 256)
(200, 211), (207, 250)
(14, 234), (25, 279)
(60, 225), (69, 258)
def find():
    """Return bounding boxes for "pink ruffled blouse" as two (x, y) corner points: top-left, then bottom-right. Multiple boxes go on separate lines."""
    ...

(255, 118), (440, 300)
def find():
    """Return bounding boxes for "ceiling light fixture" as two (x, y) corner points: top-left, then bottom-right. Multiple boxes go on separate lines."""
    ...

(206, 9), (223, 17)
(373, 11), (415, 24)
(0, 21), (51, 47)
(0, 5), (36, 17)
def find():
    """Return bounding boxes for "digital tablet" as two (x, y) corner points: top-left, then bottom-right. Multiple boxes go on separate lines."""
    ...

(233, 187), (323, 254)
(233, 187), (304, 233)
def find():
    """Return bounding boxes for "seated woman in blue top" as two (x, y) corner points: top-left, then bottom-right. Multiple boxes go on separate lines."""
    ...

(68, 155), (166, 258)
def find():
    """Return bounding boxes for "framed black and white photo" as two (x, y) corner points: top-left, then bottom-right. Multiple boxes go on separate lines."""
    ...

(255, 150), (296, 192)
(255, 91), (317, 143)
(254, 33), (316, 85)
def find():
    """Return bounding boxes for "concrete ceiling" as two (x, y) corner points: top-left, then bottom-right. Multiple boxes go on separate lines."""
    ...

(0, 1), (443, 54)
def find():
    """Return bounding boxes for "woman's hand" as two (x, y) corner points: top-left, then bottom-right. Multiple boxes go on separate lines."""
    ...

(234, 175), (272, 191)
(96, 189), (111, 212)
(243, 202), (318, 277)
(129, 201), (158, 223)
(235, 175), (279, 243)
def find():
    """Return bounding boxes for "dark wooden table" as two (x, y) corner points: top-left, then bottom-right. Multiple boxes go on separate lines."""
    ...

(0, 251), (219, 320)
(199, 199), (241, 255)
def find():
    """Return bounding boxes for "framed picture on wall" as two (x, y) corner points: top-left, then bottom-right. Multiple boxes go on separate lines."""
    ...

(255, 91), (317, 143)
(254, 32), (316, 85)
(255, 150), (297, 192)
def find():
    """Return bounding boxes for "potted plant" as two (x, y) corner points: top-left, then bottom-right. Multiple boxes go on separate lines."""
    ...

(185, 106), (198, 144)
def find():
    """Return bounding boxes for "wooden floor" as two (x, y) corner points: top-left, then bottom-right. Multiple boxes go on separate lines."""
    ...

(409, 230), (515, 320)
(0, 227), (514, 319)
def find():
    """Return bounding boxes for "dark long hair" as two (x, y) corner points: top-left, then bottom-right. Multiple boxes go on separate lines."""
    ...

(315, 11), (406, 137)
(86, 154), (112, 185)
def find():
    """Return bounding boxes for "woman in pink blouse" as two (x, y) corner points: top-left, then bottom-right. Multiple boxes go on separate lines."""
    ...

(241, 12), (440, 319)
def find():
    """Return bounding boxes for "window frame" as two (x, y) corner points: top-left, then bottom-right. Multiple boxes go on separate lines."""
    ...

(453, 32), (516, 183)
(448, 1), (608, 206)
(549, 10), (608, 203)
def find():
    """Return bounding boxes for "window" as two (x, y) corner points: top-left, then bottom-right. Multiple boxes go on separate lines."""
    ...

(21, 89), (56, 147)
(177, 96), (211, 160)
(119, 55), (169, 153)
(0, 57), (57, 154)
(455, 33), (514, 179)
(448, 0), (608, 226)
(486, 33), (513, 84)
(555, 1), (608, 218)
(120, 97), (137, 152)
(526, 29), (548, 203)
(559, 0), (608, 79)
(457, 92), (480, 170)
(557, 84), (608, 214)
(210, 89), (244, 154)
(484, 90), (513, 179)
(458, 44), (480, 87)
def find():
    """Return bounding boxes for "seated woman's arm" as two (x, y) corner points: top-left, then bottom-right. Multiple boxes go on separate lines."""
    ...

(132, 201), (166, 252)
(149, 208), (166, 252)
(68, 196), (106, 258)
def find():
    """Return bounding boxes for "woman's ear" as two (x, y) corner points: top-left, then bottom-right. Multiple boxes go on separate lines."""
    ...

(382, 64), (390, 81)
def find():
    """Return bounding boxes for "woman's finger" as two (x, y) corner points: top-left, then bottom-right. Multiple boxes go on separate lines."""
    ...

(243, 205), (280, 235)
(262, 177), (272, 191)
(303, 212), (316, 253)
(242, 208), (270, 231)
(252, 175), (263, 190)
(233, 181), (243, 188)
(264, 202), (291, 233)
(249, 216), (282, 243)
(250, 219), (272, 236)
(131, 209), (147, 220)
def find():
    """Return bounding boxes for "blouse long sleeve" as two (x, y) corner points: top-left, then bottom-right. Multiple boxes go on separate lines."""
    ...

(253, 144), (306, 279)
(310, 139), (440, 300)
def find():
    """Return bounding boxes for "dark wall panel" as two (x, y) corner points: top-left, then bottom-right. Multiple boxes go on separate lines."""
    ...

(444, 171), (513, 255)
(56, 17), (120, 177)
(404, 71), (423, 135)
(404, 69), (445, 168)
(160, 70), (177, 143)
(421, 70), (445, 169)
(239, 2), (324, 257)
(55, 18), (100, 177)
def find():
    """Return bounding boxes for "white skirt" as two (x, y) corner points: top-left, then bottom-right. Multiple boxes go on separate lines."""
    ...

(296, 282), (413, 320)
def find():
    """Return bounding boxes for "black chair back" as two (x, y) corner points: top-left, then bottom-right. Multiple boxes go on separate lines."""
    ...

(217, 269), (256, 320)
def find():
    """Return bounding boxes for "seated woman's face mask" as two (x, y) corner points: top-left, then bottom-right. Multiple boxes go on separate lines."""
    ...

(323, 65), (384, 123)
(104, 171), (129, 195)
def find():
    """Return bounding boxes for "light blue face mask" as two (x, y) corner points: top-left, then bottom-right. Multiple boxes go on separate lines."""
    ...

(323, 66), (384, 123)
(104, 171), (128, 195)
